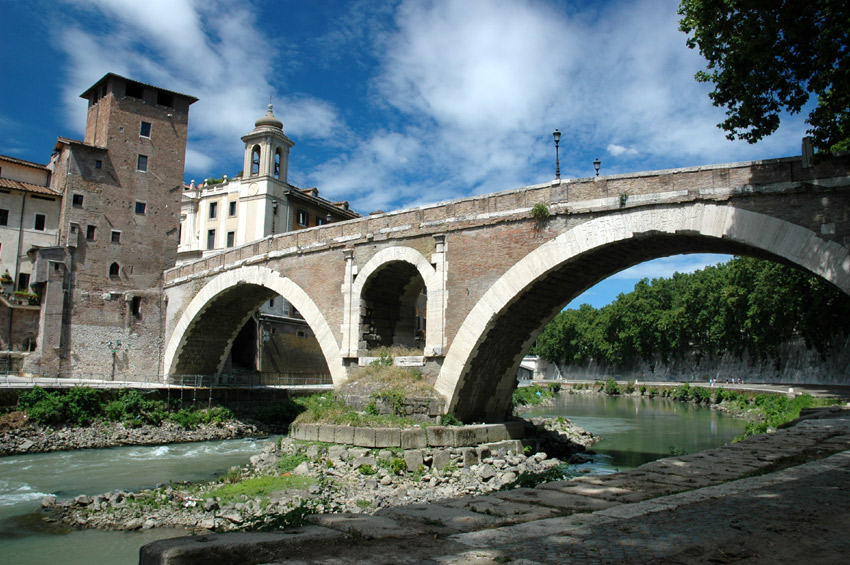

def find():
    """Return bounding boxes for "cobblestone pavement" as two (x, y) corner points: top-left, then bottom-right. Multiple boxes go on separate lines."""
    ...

(141, 409), (850, 565)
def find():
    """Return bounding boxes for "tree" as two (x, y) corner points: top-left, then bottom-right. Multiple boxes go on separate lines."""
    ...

(678, 0), (850, 152)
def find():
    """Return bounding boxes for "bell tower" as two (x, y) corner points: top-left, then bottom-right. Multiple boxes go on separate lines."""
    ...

(239, 104), (295, 240)
(241, 104), (294, 186)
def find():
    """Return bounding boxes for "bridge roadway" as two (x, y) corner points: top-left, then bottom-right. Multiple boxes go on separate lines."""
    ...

(142, 407), (850, 564)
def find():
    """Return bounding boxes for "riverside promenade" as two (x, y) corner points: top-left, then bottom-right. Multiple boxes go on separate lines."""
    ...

(141, 406), (850, 564)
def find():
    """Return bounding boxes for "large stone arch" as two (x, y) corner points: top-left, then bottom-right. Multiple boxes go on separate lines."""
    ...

(164, 265), (345, 385)
(436, 204), (850, 422)
(343, 246), (445, 356)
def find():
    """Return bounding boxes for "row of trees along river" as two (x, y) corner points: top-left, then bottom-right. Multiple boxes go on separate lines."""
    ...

(531, 256), (850, 371)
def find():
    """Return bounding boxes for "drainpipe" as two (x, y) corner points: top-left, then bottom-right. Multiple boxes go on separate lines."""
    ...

(14, 192), (25, 291)
(60, 246), (74, 360)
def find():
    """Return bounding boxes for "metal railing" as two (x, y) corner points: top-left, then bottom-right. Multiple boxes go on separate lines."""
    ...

(0, 372), (333, 390)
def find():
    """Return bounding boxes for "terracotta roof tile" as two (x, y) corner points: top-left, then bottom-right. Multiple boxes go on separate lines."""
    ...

(0, 154), (47, 170)
(0, 178), (61, 196)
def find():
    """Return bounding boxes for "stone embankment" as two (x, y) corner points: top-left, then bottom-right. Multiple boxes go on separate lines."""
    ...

(0, 419), (260, 456)
(48, 417), (596, 532)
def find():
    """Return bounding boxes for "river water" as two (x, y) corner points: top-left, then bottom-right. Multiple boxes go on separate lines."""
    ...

(524, 392), (747, 474)
(0, 395), (746, 564)
(0, 437), (271, 565)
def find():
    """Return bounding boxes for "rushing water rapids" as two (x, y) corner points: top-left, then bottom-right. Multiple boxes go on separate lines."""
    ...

(0, 394), (746, 564)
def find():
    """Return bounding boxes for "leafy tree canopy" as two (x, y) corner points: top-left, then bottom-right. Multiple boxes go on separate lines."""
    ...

(678, 0), (849, 152)
(531, 256), (850, 369)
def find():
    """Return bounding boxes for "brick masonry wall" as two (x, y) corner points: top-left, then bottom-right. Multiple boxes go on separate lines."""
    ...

(0, 303), (40, 351)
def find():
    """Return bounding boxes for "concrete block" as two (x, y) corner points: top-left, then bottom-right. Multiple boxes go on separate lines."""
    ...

(404, 449), (424, 472)
(486, 424), (508, 443)
(427, 426), (455, 447)
(463, 425), (490, 445)
(401, 428), (427, 449)
(375, 428), (401, 448)
(298, 424), (319, 442)
(432, 449), (452, 471)
(333, 425), (355, 445)
(353, 427), (376, 448)
(462, 448), (479, 467)
(318, 424), (335, 443)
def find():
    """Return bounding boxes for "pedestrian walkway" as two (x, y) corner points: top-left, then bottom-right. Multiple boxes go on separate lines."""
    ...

(141, 406), (850, 564)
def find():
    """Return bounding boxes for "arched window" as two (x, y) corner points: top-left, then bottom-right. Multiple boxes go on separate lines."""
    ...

(251, 146), (261, 176)
(273, 149), (281, 179)
(109, 262), (120, 277)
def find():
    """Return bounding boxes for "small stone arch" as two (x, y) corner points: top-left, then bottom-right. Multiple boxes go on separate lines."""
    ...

(345, 246), (443, 356)
(163, 265), (345, 385)
(250, 145), (261, 176)
(435, 204), (850, 422)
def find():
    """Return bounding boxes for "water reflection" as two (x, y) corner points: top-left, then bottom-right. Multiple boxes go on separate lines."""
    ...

(525, 392), (746, 473)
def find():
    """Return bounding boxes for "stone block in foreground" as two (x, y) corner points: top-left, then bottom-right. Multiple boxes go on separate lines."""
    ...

(139, 527), (344, 565)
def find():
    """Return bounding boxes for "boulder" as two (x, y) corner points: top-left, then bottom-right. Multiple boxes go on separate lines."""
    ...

(478, 464), (497, 481)
(404, 450), (424, 472)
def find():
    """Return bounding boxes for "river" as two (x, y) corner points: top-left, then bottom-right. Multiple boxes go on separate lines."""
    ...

(0, 437), (272, 565)
(0, 394), (746, 564)
(524, 392), (747, 474)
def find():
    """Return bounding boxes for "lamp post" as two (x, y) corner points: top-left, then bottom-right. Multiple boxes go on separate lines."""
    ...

(553, 129), (561, 180)
(593, 158), (601, 177)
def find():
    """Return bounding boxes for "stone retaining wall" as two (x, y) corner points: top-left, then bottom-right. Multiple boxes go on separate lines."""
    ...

(290, 422), (527, 449)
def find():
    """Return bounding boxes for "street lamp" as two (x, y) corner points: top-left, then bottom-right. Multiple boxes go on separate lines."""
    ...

(553, 129), (561, 180)
(593, 158), (601, 177)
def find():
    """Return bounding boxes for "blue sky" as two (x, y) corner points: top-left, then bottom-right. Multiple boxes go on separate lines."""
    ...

(0, 1), (812, 308)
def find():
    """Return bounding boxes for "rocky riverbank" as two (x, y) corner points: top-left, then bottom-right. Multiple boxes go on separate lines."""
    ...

(48, 417), (597, 533)
(0, 415), (261, 456)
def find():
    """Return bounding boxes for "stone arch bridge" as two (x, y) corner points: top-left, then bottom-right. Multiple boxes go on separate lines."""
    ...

(162, 155), (850, 422)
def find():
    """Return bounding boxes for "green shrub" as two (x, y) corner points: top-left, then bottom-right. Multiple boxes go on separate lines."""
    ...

(624, 382), (635, 394)
(358, 464), (376, 475)
(389, 457), (407, 475)
(103, 389), (167, 426)
(18, 385), (53, 411)
(640, 384), (647, 395)
(278, 454), (309, 474)
(648, 387), (658, 398)
(439, 414), (462, 426)
(364, 401), (379, 415)
(691, 387), (711, 404)
(60, 386), (103, 425)
(512, 384), (555, 408)
(20, 387), (63, 425)
(604, 378), (620, 395)
(531, 202), (550, 222)
(671, 383), (691, 401)
(371, 388), (407, 416)
(221, 466), (242, 484)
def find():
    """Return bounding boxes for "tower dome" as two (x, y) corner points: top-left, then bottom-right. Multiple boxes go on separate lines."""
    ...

(254, 103), (283, 130)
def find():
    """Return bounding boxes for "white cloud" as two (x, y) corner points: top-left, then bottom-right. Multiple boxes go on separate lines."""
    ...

(53, 0), (343, 180)
(607, 144), (639, 157)
(47, 0), (812, 214)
